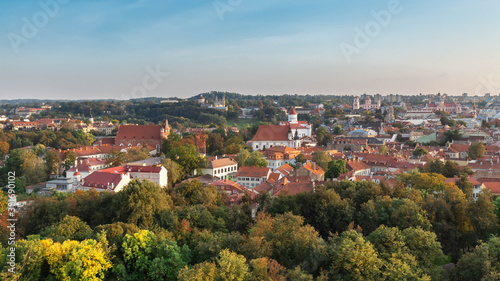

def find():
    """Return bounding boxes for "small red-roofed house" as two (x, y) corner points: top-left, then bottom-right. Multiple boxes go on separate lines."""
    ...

(235, 166), (272, 188)
(346, 157), (371, 176)
(79, 171), (131, 192)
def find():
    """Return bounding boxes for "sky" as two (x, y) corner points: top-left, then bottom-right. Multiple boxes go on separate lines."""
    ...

(0, 0), (500, 100)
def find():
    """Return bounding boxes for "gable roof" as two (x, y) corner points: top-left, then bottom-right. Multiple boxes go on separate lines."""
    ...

(209, 158), (237, 169)
(236, 166), (271, 178)
(303, 162), (325, 176)
(116, 125), (163, 140)
(252, 125), (289, 141)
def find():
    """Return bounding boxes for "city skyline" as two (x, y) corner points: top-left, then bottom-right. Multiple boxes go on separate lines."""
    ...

(1, 0), (500, 99)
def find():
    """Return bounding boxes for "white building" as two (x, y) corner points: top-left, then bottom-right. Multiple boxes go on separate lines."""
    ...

(202, 157), (238, 180)
(235, 166), (272, 188)
(279, 108), (312, 138)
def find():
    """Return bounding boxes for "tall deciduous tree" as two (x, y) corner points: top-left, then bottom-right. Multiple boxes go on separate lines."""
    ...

(243, 151), (268, 168)
(325, 160), (348, 179)
(162, 158), (184, 187)
(21, 150), (47, 185)
(468, 141), (485, 160)
(312, 151), (331, 171)
(45, 150), (61, 177)
(315, 127), (331, 146)
(167, 143), (201, 175)
(115, 179), (173, 229)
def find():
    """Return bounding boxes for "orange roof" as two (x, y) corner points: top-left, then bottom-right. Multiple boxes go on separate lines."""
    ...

(303, 162), (325, 176)
(289, 107), (297, 115)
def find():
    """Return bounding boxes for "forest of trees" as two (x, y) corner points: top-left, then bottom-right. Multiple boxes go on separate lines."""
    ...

(1, 172), (499, 280)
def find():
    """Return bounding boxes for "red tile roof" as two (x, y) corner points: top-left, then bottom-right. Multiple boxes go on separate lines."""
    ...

(483, 182), (500, 195)
(236, 166), (271, 178)
(303, 162), (325, 176)
(81, 171), (124, 190)
(116, 125), (164, 140)
(252, 125), (289, 141)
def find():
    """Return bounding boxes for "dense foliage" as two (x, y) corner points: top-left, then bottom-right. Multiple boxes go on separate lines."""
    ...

(1, 173), (499, 280)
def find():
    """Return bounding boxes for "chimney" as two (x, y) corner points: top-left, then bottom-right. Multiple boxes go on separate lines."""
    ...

(312, 162), (316, 171)
(215, 155), (218, 160)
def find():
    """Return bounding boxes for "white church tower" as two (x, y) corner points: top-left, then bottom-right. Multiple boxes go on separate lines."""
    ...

(353, 97), (360, 110)
(288, 107), (298, 122)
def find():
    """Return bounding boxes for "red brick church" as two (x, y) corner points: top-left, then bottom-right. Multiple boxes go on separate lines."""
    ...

(115, 120), (170, 153)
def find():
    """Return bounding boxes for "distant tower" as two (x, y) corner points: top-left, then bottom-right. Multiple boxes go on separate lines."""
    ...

(198, 95), (205, 104)
(377, 98), (381, 108)
(365, 96), (372, 105)
(473, 103), (477, 118)
(89, 107), (94, 124)
(222, 94), (226, 107)
(163, 119), (171, 137)
(353, 97), (360, 110)
(288, 107), (298, 122)
(384, 106), (395, 123)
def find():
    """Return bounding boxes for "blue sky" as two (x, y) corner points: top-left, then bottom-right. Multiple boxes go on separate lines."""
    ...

(1, 0), (499, 99)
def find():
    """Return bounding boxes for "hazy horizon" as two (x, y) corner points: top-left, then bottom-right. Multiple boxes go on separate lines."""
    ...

(2, 0), (500, 99)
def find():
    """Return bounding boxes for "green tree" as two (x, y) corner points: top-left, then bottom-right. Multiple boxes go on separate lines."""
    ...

(454, 236), (500, 281)
(62, 150), (76, 170)
(325, 160), (348, 179)
(178, 262), (217, 281)
(19, 197), (69, 236)
(167, 143), (202, 175)
(0, 141), (9, 158)
(217, 249), (249, 281)
(162, 158), (184, 187)
(413, 148), (428, 157)
(207, 133), (224, 155)
(315, 127), (331, 146)
(175, 180), (221, 209)
(468, 141), (485, 160)
(21, 150), (47, 185)
(118, 230), (190, 281)
(162, 133), (182, 154)
(401, 227), (445, 277)
(243, 151), (268, 168)
(106, 149), (129, 167)
(295, 154), (307, 164)
(333, 125), (342, 135)
(45, 150), (61, 177)
(443, 160), (461, 178)
(329, 230), (382, 280)
(40, 215), (92, 242)
(379, 145), (389, 156)
(312, 151), (331, 171)
(115, 179), (173, 229)
(236, 149), (250, 168)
